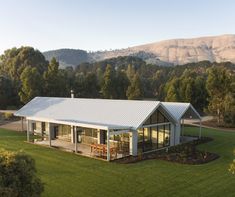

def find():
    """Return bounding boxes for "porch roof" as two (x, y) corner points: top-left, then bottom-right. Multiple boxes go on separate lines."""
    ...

(14, 97), (174, 130)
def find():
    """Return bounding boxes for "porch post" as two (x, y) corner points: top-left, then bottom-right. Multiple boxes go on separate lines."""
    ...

(26, 119), (30, 142)
(129, 130), (138, 156)
(71, 125), (74, 143)
(175, 123), (181, 145)
(41, 122), (44, 140)
(182, 119), (184, 136)
(97, 129), (101, 144)
(21, 117), (24, 132)
(199, 119), (202, 138)
(107, 128), (110, 161)
(74, 126), (78, 153)
(48, 123), (52, 147)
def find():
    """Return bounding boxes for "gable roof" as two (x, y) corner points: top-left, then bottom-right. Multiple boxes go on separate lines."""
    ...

(15, 97), (177, 130)
(162, 102), (201, 122)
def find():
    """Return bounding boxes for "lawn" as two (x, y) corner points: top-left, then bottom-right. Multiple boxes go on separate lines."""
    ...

(0, 127), (235, 197)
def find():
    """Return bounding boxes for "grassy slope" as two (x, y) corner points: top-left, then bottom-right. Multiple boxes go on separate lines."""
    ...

(0, 127), (235, 197)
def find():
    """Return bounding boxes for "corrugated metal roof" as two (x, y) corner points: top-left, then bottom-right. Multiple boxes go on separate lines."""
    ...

(15, 97), (164, 130)
(162, 102), (201, 122)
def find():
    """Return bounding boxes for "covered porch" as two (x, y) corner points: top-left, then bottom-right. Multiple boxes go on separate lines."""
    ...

(34, 139), (129, 160)
(26, 118), (133, 161)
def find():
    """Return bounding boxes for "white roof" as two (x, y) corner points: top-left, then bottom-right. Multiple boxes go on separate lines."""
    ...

(15, 97), (170, 130)
(162, 102), (201, 122)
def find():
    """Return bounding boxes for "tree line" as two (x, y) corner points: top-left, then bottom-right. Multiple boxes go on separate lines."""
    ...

(0, 47), (234, 126)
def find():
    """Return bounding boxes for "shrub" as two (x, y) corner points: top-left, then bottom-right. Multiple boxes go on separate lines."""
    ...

(223, 111), (235, 127)
(3, 112), (14, 120)
(229, 149), (235, 174)
(0, 149), (44, 197)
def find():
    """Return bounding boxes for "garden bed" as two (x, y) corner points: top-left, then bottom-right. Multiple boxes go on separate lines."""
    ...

(115, 136), (219, 164)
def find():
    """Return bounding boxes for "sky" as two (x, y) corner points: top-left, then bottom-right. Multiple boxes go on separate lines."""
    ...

(0, 0), (235, 54)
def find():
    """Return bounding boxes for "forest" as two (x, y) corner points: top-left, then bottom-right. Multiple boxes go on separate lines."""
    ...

(0, 47), (234, 126)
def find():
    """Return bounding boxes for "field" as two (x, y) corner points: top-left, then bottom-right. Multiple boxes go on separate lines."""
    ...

(0, 126), (234, 197)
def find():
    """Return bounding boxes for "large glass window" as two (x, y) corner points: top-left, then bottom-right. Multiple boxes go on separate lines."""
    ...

(158, 112), (166, 123)
(83, 128), (97, 138)
(138, 124), (171, 152)
(76, 127), (98, 144)
(151, 127), (158, 149)
(54, 125), (71, 141)
(109, 133), (130, 157)
(158, 125), (165, 148)
(143, 110), (169, 125)
(164, 124), (170, 147)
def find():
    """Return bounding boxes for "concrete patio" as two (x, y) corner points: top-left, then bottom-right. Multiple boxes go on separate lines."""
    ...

(34, 139), (125, 160)
(35, 139), (92, 155)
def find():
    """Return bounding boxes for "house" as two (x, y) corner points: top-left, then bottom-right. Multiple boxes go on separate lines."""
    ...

(14, 97), (201, 161)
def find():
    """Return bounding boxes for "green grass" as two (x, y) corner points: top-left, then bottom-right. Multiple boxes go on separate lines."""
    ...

(0, 127), (235, 197)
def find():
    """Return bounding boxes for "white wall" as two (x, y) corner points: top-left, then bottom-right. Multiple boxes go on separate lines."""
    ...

(129, 131), (138, 156)
(174, 123), (181, 145)
(170, 123), (175, 146)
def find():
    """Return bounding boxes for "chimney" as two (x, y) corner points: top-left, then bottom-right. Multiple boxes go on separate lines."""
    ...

(71, 90), (74, 98)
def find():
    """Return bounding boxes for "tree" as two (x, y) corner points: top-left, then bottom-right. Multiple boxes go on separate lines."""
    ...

(165, 78), (180, 102)
(0, 149), (44, 197)
(74, 72), (86, 97)
(126, 73), (143, 100)
(126, 64), (135, 79)
(206, 67), (232, 123)
(101, 64), (116, 99)
(164, 70), (208, 113)
(19, 67), (43, 103)
(223, 79), (235, 125)
(115, 71), (130, 99)
(73, 72), (100, 98)
(192, 76), (208, 113)
(0, 76), (15, 109)
(0, 47), (48, 106)
(0, 47), (48, 82)
(229, 149), (235, 174)
(96, 67), (103, 85)
(83, 73), (100, 98)
(43, 57), (67, 97)
(152, 69), (168, 99)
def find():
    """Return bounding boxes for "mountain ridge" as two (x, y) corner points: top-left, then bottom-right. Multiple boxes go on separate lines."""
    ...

(43, 34), (235, 68)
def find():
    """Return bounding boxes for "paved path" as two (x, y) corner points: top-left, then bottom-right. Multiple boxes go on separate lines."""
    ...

(184, 116), (213, 124)
(177, 116), (235, 132)
(0, 120), (25, 132)
(0, 110), (17, 113)
(188, 122), (235, 132)
(0, 110), (25, 131)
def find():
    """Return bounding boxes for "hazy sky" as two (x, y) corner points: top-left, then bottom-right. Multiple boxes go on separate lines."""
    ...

(0, 0), (235, 54)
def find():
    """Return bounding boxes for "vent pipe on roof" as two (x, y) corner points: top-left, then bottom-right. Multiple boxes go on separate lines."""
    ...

(71, 90), (74, 98)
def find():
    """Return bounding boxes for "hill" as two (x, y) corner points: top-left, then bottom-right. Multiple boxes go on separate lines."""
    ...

(43, 49), (90, 69)
(43, 34), (235, 68)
